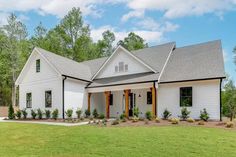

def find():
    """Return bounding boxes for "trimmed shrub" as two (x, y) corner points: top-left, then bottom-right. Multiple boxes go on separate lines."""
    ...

(85, 109), (90, 118)
(120, 113), (126, 120)
(155, 117), (161, 123)
(92, 108), (98, 118)
(171, 118), (179, 124)
(98, 113), (105, 119)
(200, 108), (209, 121)
(162, 109), (172, 120)
(45, 110), (51, 119)
(15, 110), (22, 119)
(22, 109), (27, 119)
(187, 118), (195, 123)
(65, 109), (73, 119)
(31, 110), (37, 119)
(145, 111), (152, 120)
(8, 104), (15, 119)
(76, 109), (82, 119)
(37, 108), (43, 119)
(111, 119), (119, 125)
(198, 121), (205, 125)
(180, 107), (191, 120)
(133, 107), (139, 117)
(226, 121), (234, 128)
(131, 116), (139, 123)
(52, 109), (59, 120)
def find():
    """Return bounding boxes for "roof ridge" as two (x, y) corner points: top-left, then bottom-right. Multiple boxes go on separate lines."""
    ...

(176, 40), (221, 49)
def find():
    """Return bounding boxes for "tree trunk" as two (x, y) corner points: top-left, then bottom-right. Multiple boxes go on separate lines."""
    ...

(11, 70), (16, 106)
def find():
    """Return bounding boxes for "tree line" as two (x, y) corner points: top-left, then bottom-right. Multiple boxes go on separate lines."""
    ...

(0, 7), (148, 106)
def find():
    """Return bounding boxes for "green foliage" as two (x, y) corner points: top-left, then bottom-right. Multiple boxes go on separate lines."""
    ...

(21, 109), (27, 119)
(133, 107), (139, 117)
(8, 104), (14, 119)
(37, 108), (43, 119)
(45, 110), (51, 119)
(120, 113), (126, 120)
(92, 108), (98, 118)
(52, 109), (59, 120)
(145, 111), (152, 120)
(76, 108), (82, 119)
(98, 113), (105, 119)
(65, 109), (73, 119)
(180, 107), (191, 120)
(15, 110), (21, 119)
(162, 109), (172, 120)
(200, 108), (209, 121)
(31, 110), (37, 119)
(85, 109), (90, 118)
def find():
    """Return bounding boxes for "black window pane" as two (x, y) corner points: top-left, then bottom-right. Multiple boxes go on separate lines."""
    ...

(110, 94), (113, 106)
(180, 87), (192, 107)
(147, 91), (152, 104)
(45, 91), (52, 108)
(36, 59), (40, 72)
(26, 93), (32, 108)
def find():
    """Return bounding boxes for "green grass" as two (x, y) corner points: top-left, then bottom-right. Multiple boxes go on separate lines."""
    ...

(0, 123), (236, 157)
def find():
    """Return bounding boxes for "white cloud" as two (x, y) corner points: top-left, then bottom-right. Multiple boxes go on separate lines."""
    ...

(126, 0), (236, 19)
(0, 12), (9, 26)
(121, 10), (144, 22)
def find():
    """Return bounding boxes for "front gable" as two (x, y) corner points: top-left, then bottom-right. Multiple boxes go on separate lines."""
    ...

(93, 46), (156, 79)
(16, 48), (60, 85)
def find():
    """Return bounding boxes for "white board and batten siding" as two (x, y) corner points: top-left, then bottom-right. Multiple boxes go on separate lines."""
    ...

(19, 52), (63, 117)
(157, 79), (220, 120)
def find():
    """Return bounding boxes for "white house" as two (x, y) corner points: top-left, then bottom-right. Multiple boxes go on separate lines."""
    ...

(15, 40), (225, 120)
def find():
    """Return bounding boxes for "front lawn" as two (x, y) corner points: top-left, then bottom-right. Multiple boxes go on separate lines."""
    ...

(0, 123), (236, 157)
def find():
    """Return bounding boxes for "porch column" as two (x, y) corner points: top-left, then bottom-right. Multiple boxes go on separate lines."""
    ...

(104, 91), (111, 119)
(124, 89), (130, 118)
(88, 93), (91, 112)
(151, 84), (157, 117)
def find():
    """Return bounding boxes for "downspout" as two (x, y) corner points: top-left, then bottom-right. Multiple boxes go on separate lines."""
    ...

(153, 81), (157, 116)
(220, 78), (222, 121)
(62, 76), (67, 119)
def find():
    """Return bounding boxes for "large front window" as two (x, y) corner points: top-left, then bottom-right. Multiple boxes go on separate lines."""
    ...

(26, 93), (32, 108)
(180, 87), (192, 107)
(45, 90), (52, 108)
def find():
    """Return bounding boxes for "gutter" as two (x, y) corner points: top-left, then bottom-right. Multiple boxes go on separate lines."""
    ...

(62, 76), (67, 119)
(62, 74), (91, 83)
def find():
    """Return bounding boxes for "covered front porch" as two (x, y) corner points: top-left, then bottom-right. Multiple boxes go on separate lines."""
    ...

(86, 82), (157, 118)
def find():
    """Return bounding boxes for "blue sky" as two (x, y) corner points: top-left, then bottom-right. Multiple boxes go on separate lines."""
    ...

(0, 0), (235, 81)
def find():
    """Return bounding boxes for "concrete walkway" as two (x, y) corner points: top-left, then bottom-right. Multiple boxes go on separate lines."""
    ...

(0, 117), (89, 126)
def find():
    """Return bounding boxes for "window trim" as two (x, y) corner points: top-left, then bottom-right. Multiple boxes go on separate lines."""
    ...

(45, 90), (52, 108)
(180, 87), (192, 107)
(26, 92), (32, 108)
(36, 59), (40, 73)
(147, 91), (152, 105)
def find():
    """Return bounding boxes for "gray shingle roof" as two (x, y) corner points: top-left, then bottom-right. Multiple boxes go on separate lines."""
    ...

(159, 40), (225, 83)
(36, 47), (92, 81)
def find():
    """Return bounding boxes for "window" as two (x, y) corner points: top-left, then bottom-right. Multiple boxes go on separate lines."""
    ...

(180, 87), (192, 107)
(125, 64), (128, 72)
(109, 94), (113, 106)
(118, 62), (124, 72)
(36, 59), (40, 72)
(115, 66), (118, 72)
(45, 90), (52, 108)
(147, 91), (152, 104)
(26, 93), (32, 108)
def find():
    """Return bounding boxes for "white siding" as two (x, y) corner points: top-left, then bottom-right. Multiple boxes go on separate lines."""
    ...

(157, 79), (220, 120)
(64, 78), (88, 118)
(96, 48), (151, 79)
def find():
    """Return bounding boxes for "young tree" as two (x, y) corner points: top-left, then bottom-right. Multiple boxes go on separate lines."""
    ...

(117, 32), (148, 51)
(31, 22), (47, 48)
(97, 30), (115, 57)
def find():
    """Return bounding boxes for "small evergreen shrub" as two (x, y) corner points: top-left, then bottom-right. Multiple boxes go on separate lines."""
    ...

(171, 118), (179, 124)
(98, 113), (105, 119)
(162, 109), (171, 120)
(92, 108), (98, 118)
(200, 108), (209, 121)
(226, 121), (234, 128)
(15, 110), (22, 119)
(155, 117), (161, 123)
(187, 118), (195, 123)
(8, 104), (15, 119)
(120, 113), (126, 120)
(22, 109), (27, 119)
(85, 109), (90, 118)
(52, 109), (59, 120)
(45, 110), (51, 119)
(37, 108), (43, 119)
(111, 119), (119, 125)
(145, 111), (152, 120)
(65, 109), (73, 119)
(76, 109), (82, 119)
(180, 107), (191, 120)
(133, 107), (139, 117)
(31, 110), (37, 119)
